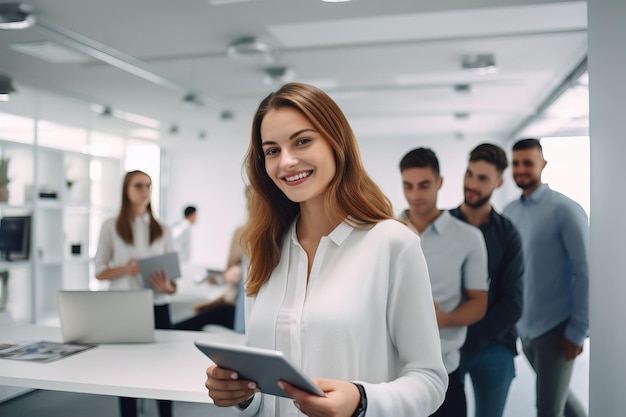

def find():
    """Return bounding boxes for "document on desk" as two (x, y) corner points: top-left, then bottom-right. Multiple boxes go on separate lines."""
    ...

(0, 341), (95, 363)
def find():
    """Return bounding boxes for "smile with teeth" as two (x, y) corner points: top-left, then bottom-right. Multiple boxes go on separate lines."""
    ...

(284, 171), (312, 183)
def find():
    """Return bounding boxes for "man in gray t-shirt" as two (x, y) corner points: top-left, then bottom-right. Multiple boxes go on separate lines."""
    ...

(399, 147), (488, 417)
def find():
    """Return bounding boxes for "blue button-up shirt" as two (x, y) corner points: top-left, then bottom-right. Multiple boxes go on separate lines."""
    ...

(503, 184), (589, 346)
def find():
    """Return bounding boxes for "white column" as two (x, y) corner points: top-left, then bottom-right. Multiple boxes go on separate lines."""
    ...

(587, 1), (626, 416)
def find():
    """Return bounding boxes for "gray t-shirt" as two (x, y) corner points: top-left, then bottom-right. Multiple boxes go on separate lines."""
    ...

(399, 210), (488, 373)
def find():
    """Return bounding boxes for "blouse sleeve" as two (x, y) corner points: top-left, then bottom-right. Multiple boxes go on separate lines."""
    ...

(94, 219), (114, 276)
(360, 234), (448, 416)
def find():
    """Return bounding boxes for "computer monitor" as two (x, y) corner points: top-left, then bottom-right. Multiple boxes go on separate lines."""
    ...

(0, 216), (31, 261)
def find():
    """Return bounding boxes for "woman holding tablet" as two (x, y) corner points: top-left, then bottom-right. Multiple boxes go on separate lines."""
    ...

(95, 169), (177, 417)
(205, 83), (447, 416)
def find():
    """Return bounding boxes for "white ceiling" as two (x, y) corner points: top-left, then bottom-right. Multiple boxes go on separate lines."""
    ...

(0, 0), (588, 148)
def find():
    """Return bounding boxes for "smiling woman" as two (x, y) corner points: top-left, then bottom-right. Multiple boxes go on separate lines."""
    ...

(203, 82), (448, 417)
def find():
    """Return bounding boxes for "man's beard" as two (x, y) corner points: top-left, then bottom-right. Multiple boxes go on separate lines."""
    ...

(464, 189), (492, 209)
(515, 177), (539, 191)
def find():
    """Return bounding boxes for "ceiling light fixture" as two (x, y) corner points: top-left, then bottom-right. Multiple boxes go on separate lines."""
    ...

(220, 110), (234, 121)
(89, 104), (161, 129)
(0, 3), (35, 30)
(453, 84), (472, 94)
(0, 74), (17, 102)
(461, 53), (497, 75)
(264, 66), (296, 85)
(182, 93), (203, 108)
(226, 36), (272, 60)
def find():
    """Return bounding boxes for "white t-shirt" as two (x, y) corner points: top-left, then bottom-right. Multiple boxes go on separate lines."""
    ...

(171, 218), (192, 263)
(238, 219), (447, 417)
(94, 214), (175, 305)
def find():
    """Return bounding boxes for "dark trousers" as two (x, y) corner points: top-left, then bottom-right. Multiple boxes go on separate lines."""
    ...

(119, 304), (173, 417)
(174, 304), (235, 331)
(431, 369), (467, 417)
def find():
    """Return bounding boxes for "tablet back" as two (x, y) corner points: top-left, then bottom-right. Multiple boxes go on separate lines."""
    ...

(194, 340), (325, 398)
(138, 252), (181, 289)
(57, 290), (155, 344)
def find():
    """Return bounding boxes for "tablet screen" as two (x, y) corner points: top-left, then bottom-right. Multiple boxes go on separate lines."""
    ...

(194, 340), (325, 398)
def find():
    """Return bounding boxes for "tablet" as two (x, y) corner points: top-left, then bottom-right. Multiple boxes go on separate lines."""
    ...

(138, 252), (181, 290)
(194, 340), (325, 399)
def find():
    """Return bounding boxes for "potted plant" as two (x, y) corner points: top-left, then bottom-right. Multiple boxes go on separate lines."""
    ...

(0, 157), (10, 203)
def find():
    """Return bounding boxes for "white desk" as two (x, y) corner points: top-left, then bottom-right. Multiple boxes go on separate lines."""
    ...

(0, 325), (244, 403)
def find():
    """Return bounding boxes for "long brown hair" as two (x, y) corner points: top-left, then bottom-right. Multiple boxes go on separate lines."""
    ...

(243, 82), (394, 295)
(115, 170), (163, 245)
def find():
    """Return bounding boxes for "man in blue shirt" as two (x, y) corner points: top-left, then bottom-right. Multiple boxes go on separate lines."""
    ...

(503, 138), (588, 417)
(450, 143), (524, 417)
(399, 147), (488, 417)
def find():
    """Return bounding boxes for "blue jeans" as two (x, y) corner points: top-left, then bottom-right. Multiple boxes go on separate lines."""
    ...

(460, 344), (516, 417)
(521, 322), (586, 417)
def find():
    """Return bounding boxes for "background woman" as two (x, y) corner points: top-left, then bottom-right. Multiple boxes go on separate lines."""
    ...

(205, 83), (447, 417)
(95, 169), (176, 417)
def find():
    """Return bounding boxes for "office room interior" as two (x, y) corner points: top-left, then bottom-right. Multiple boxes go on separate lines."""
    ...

(0, 0), (623, 416)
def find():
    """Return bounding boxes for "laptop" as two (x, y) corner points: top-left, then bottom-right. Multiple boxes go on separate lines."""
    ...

(138, 252), (181, 289)
(57, 290), (155, 344)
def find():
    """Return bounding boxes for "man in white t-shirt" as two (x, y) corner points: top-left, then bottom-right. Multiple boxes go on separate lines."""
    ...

(171, 205), (197, 263)
(399, 147), (488, 417)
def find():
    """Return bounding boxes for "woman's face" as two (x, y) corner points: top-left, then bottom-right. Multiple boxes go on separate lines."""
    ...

(260, 107), (336, 207)
(126, 173), (152, 208)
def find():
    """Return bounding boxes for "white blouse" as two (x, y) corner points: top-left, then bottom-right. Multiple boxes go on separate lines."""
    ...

(238, 219), (447, 417)
(94, 214), (175, 305)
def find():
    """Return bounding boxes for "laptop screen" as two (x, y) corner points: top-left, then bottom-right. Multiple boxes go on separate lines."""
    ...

(57, 290), (155, 344)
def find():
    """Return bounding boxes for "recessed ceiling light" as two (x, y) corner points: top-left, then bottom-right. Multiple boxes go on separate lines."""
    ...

(462, 54), (497, 75)
(182, 93), (203, 108)
(0, 74), (16, 101)
(90, 104), (161, 129)
(453, 84), (472, 94)
(0, 3), (35, 30)
(264, 66), (296, 85)
(226, 36), (272, 59)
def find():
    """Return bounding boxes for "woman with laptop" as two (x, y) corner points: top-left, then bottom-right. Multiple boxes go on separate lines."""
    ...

(204, 83), (447, 417)
(94, 169), (177, 417)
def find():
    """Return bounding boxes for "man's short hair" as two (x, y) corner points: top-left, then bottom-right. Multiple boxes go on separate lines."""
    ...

(399, 148), (440, 176)
(512, 138), (543, 152)
(469, 143), (509, 173)
(184, 206), (196, 217)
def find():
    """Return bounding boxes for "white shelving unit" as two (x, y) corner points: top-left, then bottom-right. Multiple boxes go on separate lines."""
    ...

(0, 139), (122, 325)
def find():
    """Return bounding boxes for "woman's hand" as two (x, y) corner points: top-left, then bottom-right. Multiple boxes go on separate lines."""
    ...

(149, 269), (176, 293)
(279, 378), (360, 417)
(205, 364), (259, 407)
(126, 258), (141, 276)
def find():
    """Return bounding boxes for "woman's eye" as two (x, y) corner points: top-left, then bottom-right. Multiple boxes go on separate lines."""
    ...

(296, 138), (311, 146)
(264, 148), (279, 156)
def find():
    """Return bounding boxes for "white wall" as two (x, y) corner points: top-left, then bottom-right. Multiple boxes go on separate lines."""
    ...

(165, 123), (510, 270)
(165, 124), (250, 270)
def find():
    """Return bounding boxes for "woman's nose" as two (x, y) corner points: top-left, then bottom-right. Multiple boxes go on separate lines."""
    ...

(280, 150), (298, 168)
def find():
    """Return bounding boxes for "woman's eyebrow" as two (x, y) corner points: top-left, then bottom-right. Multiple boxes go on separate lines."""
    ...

(289, 128), (316, 140)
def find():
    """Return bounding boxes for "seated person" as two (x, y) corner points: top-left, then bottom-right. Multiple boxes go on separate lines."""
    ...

(174, 227), (243, 331)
